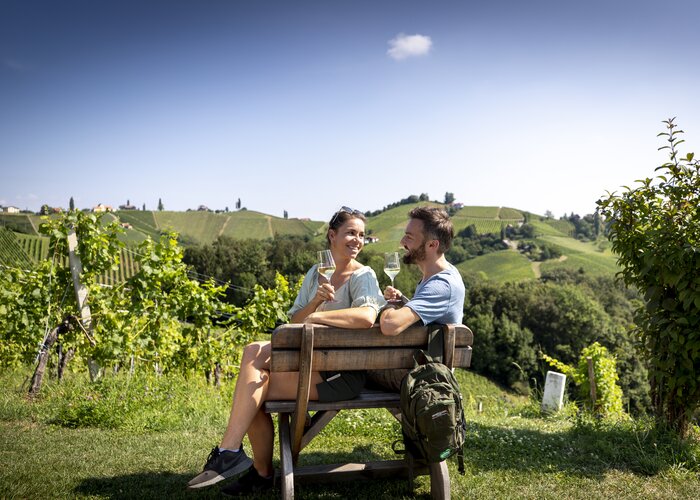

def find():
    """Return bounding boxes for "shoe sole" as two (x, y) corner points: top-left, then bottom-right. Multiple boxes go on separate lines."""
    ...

(187, 456), (254, 489)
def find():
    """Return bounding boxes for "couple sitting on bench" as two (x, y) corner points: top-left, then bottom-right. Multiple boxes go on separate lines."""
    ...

(187, 205), (466, 496)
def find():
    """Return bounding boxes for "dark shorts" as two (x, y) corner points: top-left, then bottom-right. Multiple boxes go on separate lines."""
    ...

(366, 368), (409, 393)
(316, 370), (367, 402)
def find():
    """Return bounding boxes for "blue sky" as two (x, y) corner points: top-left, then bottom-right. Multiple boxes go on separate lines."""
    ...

(2, 0), (699, 221)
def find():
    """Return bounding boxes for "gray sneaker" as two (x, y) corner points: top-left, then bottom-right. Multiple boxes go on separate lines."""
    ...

(187, 446), (253, 489)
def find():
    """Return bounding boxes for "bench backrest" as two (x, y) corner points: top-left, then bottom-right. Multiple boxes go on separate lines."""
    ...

(270, 323), (473, 372)
(268, 322), (472, 465)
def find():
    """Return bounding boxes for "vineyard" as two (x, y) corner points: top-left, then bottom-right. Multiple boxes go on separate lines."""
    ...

(0, 229), (33, 267)
(1, 231), (142, 285)
(0, 214), (38, 235)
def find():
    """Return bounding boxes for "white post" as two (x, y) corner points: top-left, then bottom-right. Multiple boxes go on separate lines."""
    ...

(542, 371), (566, 413)
(67, 227), (100, 381)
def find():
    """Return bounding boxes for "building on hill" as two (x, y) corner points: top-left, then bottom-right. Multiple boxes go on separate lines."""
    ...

(197, 205), (211, 212)
(92, 204), (113, 213)
(364, 236), (379, 244)
(119, 200), (137, 210)
(1, 206), (20, 213)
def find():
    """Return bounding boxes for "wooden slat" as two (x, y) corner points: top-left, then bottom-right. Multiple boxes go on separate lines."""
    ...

(272, 324), (473, 349)
(279, 413), (294, 500)
(301, 410), (338, 450)
(290, 460), (430, 483)
(271, 346), (472, 372)
(443, 325), (455, 369)
(291, 324), (314, 464)
(429, 461), (450, 500)
(265, 390), (400, 413)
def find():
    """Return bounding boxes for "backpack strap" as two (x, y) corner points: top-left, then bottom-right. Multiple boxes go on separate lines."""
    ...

(458, 445), (465, 475)
(426, 325), (444, 362)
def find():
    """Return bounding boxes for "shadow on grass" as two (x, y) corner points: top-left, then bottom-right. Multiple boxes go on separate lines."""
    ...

(74, 445), (427, 500)
(461, 420), (684, 479)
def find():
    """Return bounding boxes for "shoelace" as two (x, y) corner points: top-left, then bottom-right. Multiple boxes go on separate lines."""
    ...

(206, 446), (220, 465)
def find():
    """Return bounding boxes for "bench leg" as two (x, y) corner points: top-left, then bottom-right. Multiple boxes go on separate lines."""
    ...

(279, 413), (294, 500)
(429, 461), (450, 500)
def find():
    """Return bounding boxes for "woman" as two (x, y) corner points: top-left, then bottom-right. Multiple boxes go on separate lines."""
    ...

(188, 207), (385, 495)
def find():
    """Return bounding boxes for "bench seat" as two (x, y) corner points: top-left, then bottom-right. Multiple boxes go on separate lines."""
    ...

(263, 323), (473, 500)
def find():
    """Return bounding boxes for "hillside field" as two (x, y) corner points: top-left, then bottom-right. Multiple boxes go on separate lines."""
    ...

(0, 205), (618, 283)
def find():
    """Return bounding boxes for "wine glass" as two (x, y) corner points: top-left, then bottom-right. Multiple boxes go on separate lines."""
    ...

(384, 252), (401, 288)
(317, 250), (336, 302)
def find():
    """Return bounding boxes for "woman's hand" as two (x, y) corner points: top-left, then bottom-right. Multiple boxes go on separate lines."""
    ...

(384, 286), (402, 302)
(315, 282), (335, 303)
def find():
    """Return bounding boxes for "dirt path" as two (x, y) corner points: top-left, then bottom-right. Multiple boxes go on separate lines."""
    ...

(218, 216), (231, 237)
(532, 255), (568, 278)
(266, 216), (273, 237)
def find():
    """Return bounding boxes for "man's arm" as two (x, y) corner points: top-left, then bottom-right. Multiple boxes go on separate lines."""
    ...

(380, 306), (420, 336)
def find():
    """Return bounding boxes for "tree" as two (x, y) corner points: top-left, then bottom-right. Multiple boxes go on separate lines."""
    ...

(597, 118), (700, 436)
(283, 210), (288, 219)
(236, 198), (241, 209)
(444, 192), (455, 204)
(142, 203), (146, 211)
(69, 197), (75, 211)
(158, 198), (164, 211)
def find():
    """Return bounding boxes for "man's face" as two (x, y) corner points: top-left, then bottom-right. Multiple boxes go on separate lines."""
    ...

(401, 218), (428, 265)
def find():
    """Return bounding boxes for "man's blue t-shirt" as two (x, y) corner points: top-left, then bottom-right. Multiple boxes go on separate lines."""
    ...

(405, 264), (465, 325)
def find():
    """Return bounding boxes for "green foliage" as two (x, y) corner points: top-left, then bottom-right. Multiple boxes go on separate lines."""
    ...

(464, 273), (650, 413)
(597, 118), (700, 436)
(543, 342), (625, 418)
(0, 211), (299, 382)
(183, 234), (320, 305)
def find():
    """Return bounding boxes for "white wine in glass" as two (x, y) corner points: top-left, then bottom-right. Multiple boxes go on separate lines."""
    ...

(317, 250), (336, 283)
(384, 252), (401, 287)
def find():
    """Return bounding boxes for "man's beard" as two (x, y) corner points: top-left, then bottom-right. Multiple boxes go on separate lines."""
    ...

(403, 242), (427, 265)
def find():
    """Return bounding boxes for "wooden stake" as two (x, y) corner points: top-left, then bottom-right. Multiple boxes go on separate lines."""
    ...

(587, 357), (596, 411)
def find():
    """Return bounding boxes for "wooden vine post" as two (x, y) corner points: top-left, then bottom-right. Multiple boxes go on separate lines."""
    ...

(587, 356), (597, 411)
(67, 227), (99, 381)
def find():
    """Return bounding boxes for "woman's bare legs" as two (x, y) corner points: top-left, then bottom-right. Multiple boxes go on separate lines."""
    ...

(219, 340), (323, 476)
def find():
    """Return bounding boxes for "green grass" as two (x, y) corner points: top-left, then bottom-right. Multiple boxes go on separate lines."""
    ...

(0, 214), (38, 235)
(457, 251), (536, 282)
(1, 367), (699, 499)
(537, 236), (620, 277)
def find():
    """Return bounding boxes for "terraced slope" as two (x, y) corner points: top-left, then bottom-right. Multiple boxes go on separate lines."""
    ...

(0, 228), (34, 267)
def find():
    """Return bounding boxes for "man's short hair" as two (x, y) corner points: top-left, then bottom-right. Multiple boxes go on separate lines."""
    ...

(408, 206), (454, 254)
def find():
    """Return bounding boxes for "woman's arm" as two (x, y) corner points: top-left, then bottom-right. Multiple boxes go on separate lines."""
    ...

(289, 293), (325, 323)
(305, 306), (377, 329)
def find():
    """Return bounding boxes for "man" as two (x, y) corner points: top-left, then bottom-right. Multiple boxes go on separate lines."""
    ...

(369, 206), (465, 390)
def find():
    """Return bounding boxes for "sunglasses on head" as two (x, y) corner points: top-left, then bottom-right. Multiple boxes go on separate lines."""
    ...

(329, 206), (363, 227)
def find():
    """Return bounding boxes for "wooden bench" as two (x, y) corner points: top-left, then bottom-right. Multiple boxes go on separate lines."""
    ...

(263, 322), (473, 499)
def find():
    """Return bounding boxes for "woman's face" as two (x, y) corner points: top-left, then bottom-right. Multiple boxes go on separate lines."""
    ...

(329, 217), (365, 260)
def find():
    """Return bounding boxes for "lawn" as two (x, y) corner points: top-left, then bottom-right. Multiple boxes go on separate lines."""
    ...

(1, 369), (698, 499)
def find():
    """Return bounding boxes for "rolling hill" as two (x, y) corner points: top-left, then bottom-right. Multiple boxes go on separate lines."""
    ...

(0, 204), (619, 283)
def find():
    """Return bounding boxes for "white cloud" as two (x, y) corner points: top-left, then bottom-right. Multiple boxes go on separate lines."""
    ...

(3, 58), (32, 72)
(387, 33), (432, 60)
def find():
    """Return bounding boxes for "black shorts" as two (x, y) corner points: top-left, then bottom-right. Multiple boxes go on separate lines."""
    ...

(366, 368), (409, 393)
(316, 370), (366, 402)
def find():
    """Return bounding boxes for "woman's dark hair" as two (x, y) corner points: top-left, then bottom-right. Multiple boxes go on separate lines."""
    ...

(327, 206), (366, 245)
(408, 206), (454, 254)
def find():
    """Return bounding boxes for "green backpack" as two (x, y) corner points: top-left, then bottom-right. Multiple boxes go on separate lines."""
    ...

(397, 330), (466, 474)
